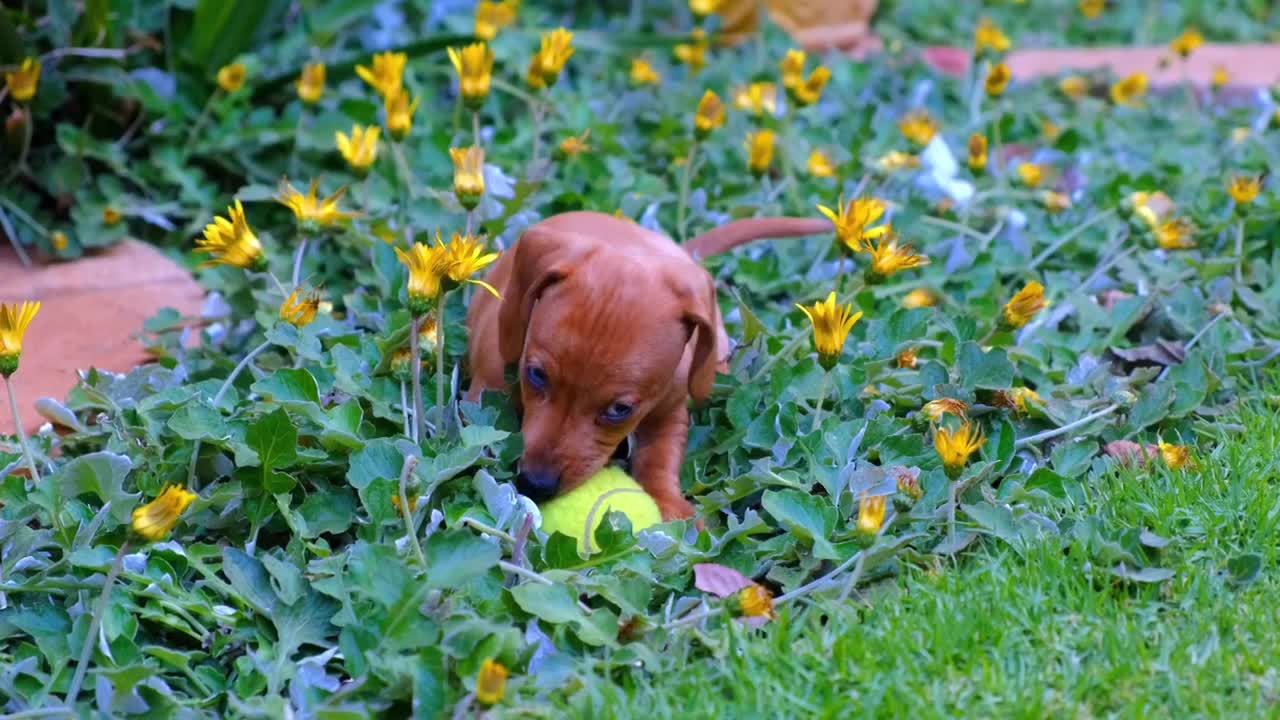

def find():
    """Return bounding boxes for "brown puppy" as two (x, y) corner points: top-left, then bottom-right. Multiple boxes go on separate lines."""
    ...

(466, 211), (829, 520)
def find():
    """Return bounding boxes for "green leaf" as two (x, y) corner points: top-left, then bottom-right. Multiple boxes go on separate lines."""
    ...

(510, 582), (583, 624)
(295, 489), (355, 538)
(1227, 553), (1262, 586)
(261, 552), (306, 606)
(252, 368), (322, 419)
(222, 547), (277, 616)
(459, 425), (511, 448)
(246, 408), (298, 471)
(347, 438), (405, 490)
(1110, 564), (1175, 583)
(761, 489), (838, 559)
(1125, 382), (1173, 433)
(424, 530), (501, 589)
(53, 451), (139, 524)
(957, 342), (1014, 390)
(1024, 468), (1070, 499)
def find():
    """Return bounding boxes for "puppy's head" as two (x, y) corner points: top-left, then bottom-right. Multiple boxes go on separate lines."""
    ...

(497, 223), (719, 501)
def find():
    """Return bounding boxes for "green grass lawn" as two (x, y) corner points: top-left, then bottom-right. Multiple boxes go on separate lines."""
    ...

(547, 397), (1280, 719)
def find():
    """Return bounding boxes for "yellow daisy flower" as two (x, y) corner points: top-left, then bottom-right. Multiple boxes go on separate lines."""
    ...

(335, 125), (380, 175)
(476, 659), (508, 706)
(674, 29), (709, 73)
(296, 63), (325, 104)
(864, 234), (930, 281)
(1058, 75), (1089, 101)
(792, 66), (831, 107)
(1002, 281), (1048, 329)
(968, 133), (988, 173)
(780, 49), (807, 91)
(733, 583), (775, 619)
(816, 196), (890, 253)
(1154, 218), (1195, 250)
(196, 200), (264, 271)
(733, 82), (778, 117)
(1169, 28), (1204, 59)
(1228, 175), (1261, 205)
(447, 43), (494, 110)
(449, 145), (486, 210)
(934, 420), (986, 478)
(217, 62), (247, 93)
(986, 62), (1012, 97)
(0, 301), (41, 377)
(132, 485), (198, 541)
(385, 88), (420, 141)
(1110, 73), (1149, 106)
(4, 57), (41, 103)
(744, 129), (775, 177)
(527, 28), (575, 90)
(356, 51), (407, 99)
(807, 149), (836, 178)
(1158, 442), (1194, 470)
(276, 178), (357, 229)
(922, 398), (969, 423)
(898, 110), (939, 148)
(474, 0), (518, 41)
(857, 493), (887, 535)
(694, 90), (726, 139)
(797, 291), (863, 370)
(280, 287), (322, 328)
(630, 58), (661, 86)
(974, 18), (1011, 55)
(1017, 163), (1045, 188)
(902, 288), (938, 309)
(1078, 0), (1104, 20)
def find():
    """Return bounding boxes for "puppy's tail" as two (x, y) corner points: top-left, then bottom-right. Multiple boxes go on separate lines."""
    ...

(686, 217), (832, 261)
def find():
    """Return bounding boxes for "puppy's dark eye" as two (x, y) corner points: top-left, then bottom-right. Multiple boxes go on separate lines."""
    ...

(601, 401), (634, 424)
(525, 365), (548, 392)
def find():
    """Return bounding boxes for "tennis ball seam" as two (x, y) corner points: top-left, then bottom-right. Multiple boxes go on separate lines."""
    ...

(582, 487), (650, 552)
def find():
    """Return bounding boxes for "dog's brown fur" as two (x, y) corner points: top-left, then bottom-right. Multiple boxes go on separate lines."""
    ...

(466, 211), (828, 520)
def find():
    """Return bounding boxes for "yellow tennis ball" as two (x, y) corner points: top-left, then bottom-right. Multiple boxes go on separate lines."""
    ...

(539, 467), (662, 553)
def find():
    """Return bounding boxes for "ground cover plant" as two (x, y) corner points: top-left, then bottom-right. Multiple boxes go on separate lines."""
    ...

(2, 0), (1279, 717)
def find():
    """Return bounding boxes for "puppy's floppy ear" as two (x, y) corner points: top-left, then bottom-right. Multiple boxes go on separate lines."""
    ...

(497, 226), (587, 365)
(673, 265), (722, 402)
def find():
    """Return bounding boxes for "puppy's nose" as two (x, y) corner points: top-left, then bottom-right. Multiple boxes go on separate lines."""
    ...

(516, 468), (560, 502)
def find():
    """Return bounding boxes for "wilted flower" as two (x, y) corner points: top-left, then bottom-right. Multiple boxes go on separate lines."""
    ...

(974, 18), (1011, 55)
(1227, 175), (1261, 205)
(898, 110), (939, 147)
(922, 398), (968, 423)
(1110, 73), (1148, 106)
(902, 288), (938, 309)
(1169, 28), (1204, 59)
(527, 28), (575, 89)
(196, 200), (265, 271)
(474, 0), (518, 41)
(1002, 281), (1048, 329)
(276, 178), (356, 229)
(792, 66), (831, 107)
(934, 421), (986, 478)
(780, 49), (807, 90)
(217, 62), (246, 93)
(864, 234), (930, 281)
(897, 348), (918, 369)
(1017, 163), (1045, 188)
(1154, 218), (1196, 250)
(630, 58), (661, 86)
(450, 145), (486, 210)
(807, 150), (836, 178)
(448, 43), (494, 110)
(1040, 190), (1072, 214)
(967, 133), (988, 173)
(986, 62), (1012, 97)
(296, 63), (325, 104)
(1059, 75), (1088, 100)
(797, 291), (863, 370)
(385, 89), (420, 141)
(392, 492), (422, 513)
(280, 287), (322, 328)
(0, 301), (40, 377)
(875, 151), (920, 173)
(102, 207), (122, 226)
(734, 82), (778, 117)
(1158, 442), (1194, 470)
(857, 493), (887, 535)
(1078, 0), (1104, 20)
(893, 466), (924, 501)
(356, 51), (406, 99)
(995, 387), (1041, 413)
(132, 485), (198, 541)
(816, 196), (890, 253)
(51, 231), (69, 252)
(476, 659), (508, 705)
(744, 129), (775, 177)
(732, 583), (775, 619)
(674, 29), (709, 73)
(336, 125), (380, 175)
(5, 57), (41, 103)
(558, 130), (591, 158)
(694, 90), (726, 139)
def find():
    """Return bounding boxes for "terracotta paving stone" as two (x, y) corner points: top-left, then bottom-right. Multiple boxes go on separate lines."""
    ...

(921, 44), (1280, 89)
(0, 240), (204, 434)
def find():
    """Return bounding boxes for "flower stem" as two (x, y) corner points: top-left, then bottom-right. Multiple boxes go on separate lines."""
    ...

(1028, 208), (1116, 270)
(183, 90), (221, 155)
(410, 315), (425, 444)
(677, 139), (700, 242)
(188, 339), (273, 490)
(529, 100), (546, 177)
(400, 380), (411, 438)
(436, 289), (448, 435)
(1014, 404), (1119, 449)
(471, 111), (482, 148)
(4, 375), (40, 485)
(397, 455), (426, 567)
(810, 371), (831, 432)
(1233, 219), (1245, 284)
(65, 539), (131, 706)
(291, 237), (309, 289)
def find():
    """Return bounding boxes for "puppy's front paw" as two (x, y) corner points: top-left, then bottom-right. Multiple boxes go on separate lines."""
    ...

(656, 496), (696, 522)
